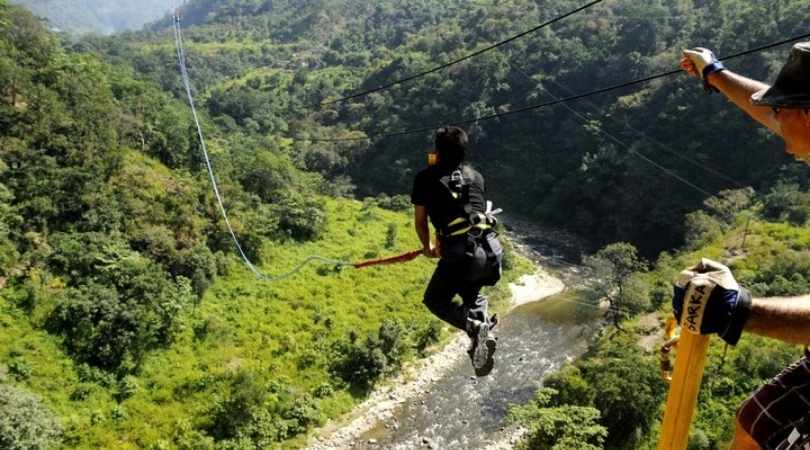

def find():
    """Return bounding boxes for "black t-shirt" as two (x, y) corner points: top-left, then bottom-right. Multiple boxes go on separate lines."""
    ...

(411, 164), (486, 231)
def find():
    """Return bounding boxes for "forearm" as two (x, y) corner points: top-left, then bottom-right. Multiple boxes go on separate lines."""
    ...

(706, 70), (780, 134)
(744, 295), (810, 345)
(415, 220), (431, 249)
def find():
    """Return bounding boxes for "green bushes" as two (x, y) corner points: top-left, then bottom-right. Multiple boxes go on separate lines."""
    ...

(48, 276), (192, 372)
(271, 191), (326, 241)
(761, 182), (810, 225)
(538, 335), (666, 449)
(46, 234), (194, 371)
(375, 194), (411, 212)
(7, 357), (31, 381)
(205, 372), (322, 449)
(330, 319), (408, 392)
(0, 384), (62, 450)
(583, 243), (650, 327)
(509, 388), (607, 450)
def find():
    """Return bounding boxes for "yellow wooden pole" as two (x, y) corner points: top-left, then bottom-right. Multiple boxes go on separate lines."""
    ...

(657, 273), (715, 450)
(657, 331), (710, 450)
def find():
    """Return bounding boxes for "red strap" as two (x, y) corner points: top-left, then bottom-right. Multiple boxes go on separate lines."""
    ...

(353, 250), (422, 269)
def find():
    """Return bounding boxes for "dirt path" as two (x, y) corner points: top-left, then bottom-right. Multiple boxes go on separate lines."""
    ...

(305, 268), (565, 450)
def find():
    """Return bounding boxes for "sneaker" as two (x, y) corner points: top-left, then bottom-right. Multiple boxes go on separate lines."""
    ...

(466, 319), (497, 377)
(474, 337), (497, 377)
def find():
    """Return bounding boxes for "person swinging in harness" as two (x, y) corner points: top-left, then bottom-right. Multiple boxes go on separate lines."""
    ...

(411, 126), (503, 377)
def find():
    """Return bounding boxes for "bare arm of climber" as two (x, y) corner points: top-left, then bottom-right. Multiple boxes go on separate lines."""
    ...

(414, 205), (439, 258)
(681, 49), (781, 135)
(746, 295), (810, 345)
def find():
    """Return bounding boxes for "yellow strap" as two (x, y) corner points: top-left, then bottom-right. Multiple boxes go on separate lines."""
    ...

(657, 275), (715, 450)
(447, 217), (467, 227)
(448, 223), (491, 237)
(657, 333), (711, 450)
(449, 226), (472, 236)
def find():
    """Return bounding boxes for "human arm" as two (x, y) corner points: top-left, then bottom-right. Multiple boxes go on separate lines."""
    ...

(681, 50), (782, 135)
(745, 294), (810, 345)
(674, 259), (810, 346)
(414, 205), (438, 258)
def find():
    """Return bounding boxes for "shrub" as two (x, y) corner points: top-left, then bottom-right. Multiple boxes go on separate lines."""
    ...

(206, 372), (321, 448)
(271, 191), (326, 241)
(683, 210), (723, 250)
(7, 358), (32, 381)
(508, 388), (606, 450)
(761, 182), (810, 225)
(376, 194), (411, 212)
(0, 384), (62, 450)
(48, 269), (193, 372)
(384, 222), (397, 249)
(415, 320), (442, 353)
(330, 320), (408, 391)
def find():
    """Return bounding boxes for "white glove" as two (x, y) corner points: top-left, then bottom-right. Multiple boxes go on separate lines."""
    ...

(681, 48), (725, 91)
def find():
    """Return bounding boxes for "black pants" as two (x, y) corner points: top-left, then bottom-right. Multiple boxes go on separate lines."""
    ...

(423, 259), (489, 336)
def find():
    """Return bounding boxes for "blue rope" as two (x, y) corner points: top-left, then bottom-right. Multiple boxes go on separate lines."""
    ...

(172, 13), (351, 282)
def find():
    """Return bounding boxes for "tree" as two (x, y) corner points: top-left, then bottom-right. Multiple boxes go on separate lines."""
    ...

(509, 388), (606, 450)
(584, 243), (648, 328)
(0, 384), (62, 450)
(46, 233), (194, 372)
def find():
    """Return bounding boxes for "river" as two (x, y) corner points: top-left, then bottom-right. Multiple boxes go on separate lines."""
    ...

(308, 220), (597, 450)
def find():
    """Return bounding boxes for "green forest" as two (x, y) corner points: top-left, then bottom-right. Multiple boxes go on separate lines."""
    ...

(2, 0), (810, 449)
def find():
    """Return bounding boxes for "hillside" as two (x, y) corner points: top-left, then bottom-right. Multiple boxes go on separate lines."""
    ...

(508, 198), (810, 450)
(11, 0), (170, 34)
(4, 0), (810, 449)
(84, 0), (810, 256)
(0, 2), (530, 448)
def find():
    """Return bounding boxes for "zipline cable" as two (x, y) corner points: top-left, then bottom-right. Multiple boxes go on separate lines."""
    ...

(512, 63), (717, 198)
(315, 0), (605, 108)
(538, 75), (749, 190)
(173, 12), (353, 281)
(507, 61), (721, 198)
(302, 30), (810, 142)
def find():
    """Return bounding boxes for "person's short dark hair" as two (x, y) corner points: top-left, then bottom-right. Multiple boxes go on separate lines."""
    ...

(435, 126), (469, 166)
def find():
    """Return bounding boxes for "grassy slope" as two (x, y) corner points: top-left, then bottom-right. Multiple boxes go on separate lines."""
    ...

(2, 180), (531, 448)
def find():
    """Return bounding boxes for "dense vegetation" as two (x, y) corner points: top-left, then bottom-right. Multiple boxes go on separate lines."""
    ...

(75, 0), (810, 257)
(10, 0), (170, 34)
(5, 0), (810, 448)
(0, 2), (529, 448)
(509, 191), (810, 449)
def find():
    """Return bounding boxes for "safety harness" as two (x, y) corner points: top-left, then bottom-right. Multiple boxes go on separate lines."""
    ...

(437, 166), (502, 239)
(435, 164), (504, 286)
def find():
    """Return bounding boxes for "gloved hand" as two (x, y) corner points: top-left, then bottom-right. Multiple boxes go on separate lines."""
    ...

(681, 48), (725, 92)
(672, 258), (752, 345)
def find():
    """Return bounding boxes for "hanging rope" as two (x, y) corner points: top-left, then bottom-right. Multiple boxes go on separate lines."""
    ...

(173, 12), (427, 281)
(173, 11), (428, 280)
